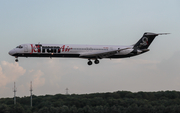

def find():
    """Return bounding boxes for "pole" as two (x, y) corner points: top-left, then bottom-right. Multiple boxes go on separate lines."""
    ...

(13, 82), (17, 105)
(30, 81), (33, 107)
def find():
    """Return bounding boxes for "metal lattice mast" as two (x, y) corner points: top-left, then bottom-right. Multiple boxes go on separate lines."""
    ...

(66, 88), (69, 95)
(30, 81), (33, 107)
(13, 82), (17, 105)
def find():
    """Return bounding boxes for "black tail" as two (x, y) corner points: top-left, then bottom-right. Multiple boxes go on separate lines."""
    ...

(133, 32), (159, 49)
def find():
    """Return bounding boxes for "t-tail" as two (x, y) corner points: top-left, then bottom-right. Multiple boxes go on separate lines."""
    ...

(132, 32), (169, 54)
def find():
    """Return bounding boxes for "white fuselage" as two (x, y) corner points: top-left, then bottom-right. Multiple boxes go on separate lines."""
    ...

(9, 44), (136, 59)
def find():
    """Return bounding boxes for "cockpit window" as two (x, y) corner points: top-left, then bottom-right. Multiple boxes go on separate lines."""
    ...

(16, 45), (23, 49)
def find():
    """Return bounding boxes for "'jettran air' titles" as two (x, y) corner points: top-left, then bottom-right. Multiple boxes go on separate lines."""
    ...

(30, 44), (72, 54)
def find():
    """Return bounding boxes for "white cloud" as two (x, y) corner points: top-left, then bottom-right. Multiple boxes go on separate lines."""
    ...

(73, 66), (79, 70)
(0, 66), (7, 87)
(0, 61), (26, 87)
(32, 70), (45, 88)
(0, 61), (26, 97)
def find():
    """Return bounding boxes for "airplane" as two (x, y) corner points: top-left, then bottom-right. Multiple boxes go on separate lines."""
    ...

(8, 32), (169, 65)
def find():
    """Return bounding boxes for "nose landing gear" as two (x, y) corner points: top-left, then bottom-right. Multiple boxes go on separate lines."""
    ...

(15, 59), (18, 62)
(15, 56), (18, 62)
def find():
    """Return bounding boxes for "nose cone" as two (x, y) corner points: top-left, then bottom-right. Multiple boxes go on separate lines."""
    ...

(8, 49), (16, 56)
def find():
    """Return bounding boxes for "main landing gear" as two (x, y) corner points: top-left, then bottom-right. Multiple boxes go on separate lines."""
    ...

(87, 59), (99, 66)
(94, 59), (99, 64)
(88, 60), (92, 65)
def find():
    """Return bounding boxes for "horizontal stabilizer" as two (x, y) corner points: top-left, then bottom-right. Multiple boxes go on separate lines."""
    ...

(144, 33), (170, 36)
(157, 33), (170, 35)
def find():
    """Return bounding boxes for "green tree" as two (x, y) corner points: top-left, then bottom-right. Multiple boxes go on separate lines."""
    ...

(0, 104), (10, 113)
(70, 105), (77, 113)
(38, 107), (49, 113)
(13, 103), (25, 113)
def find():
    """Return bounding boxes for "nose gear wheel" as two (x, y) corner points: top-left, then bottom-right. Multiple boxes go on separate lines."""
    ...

(15, 59), (18, 62)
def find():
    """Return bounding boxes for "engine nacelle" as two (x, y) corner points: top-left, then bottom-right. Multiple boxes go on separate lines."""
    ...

(120, 49), (134, 55)
(133, 49), (149, 55)
(136, 49), (142, 54)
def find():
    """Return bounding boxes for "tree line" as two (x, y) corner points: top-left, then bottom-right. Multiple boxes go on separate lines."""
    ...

(1, 91), (180, 113)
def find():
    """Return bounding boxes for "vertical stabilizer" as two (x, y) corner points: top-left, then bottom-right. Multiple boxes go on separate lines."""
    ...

(133, 32), (159, 49)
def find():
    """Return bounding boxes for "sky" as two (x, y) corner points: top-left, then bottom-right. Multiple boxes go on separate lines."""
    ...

(0, 0), (180, 98)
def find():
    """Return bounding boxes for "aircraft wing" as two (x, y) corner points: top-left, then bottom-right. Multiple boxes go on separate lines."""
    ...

(79, 47), (130, 59)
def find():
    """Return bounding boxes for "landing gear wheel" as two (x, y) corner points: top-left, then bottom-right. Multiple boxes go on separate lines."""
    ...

(94, 59), (99, 64)
(15, 59), (18, 62)
(87, 61), (92, 65)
